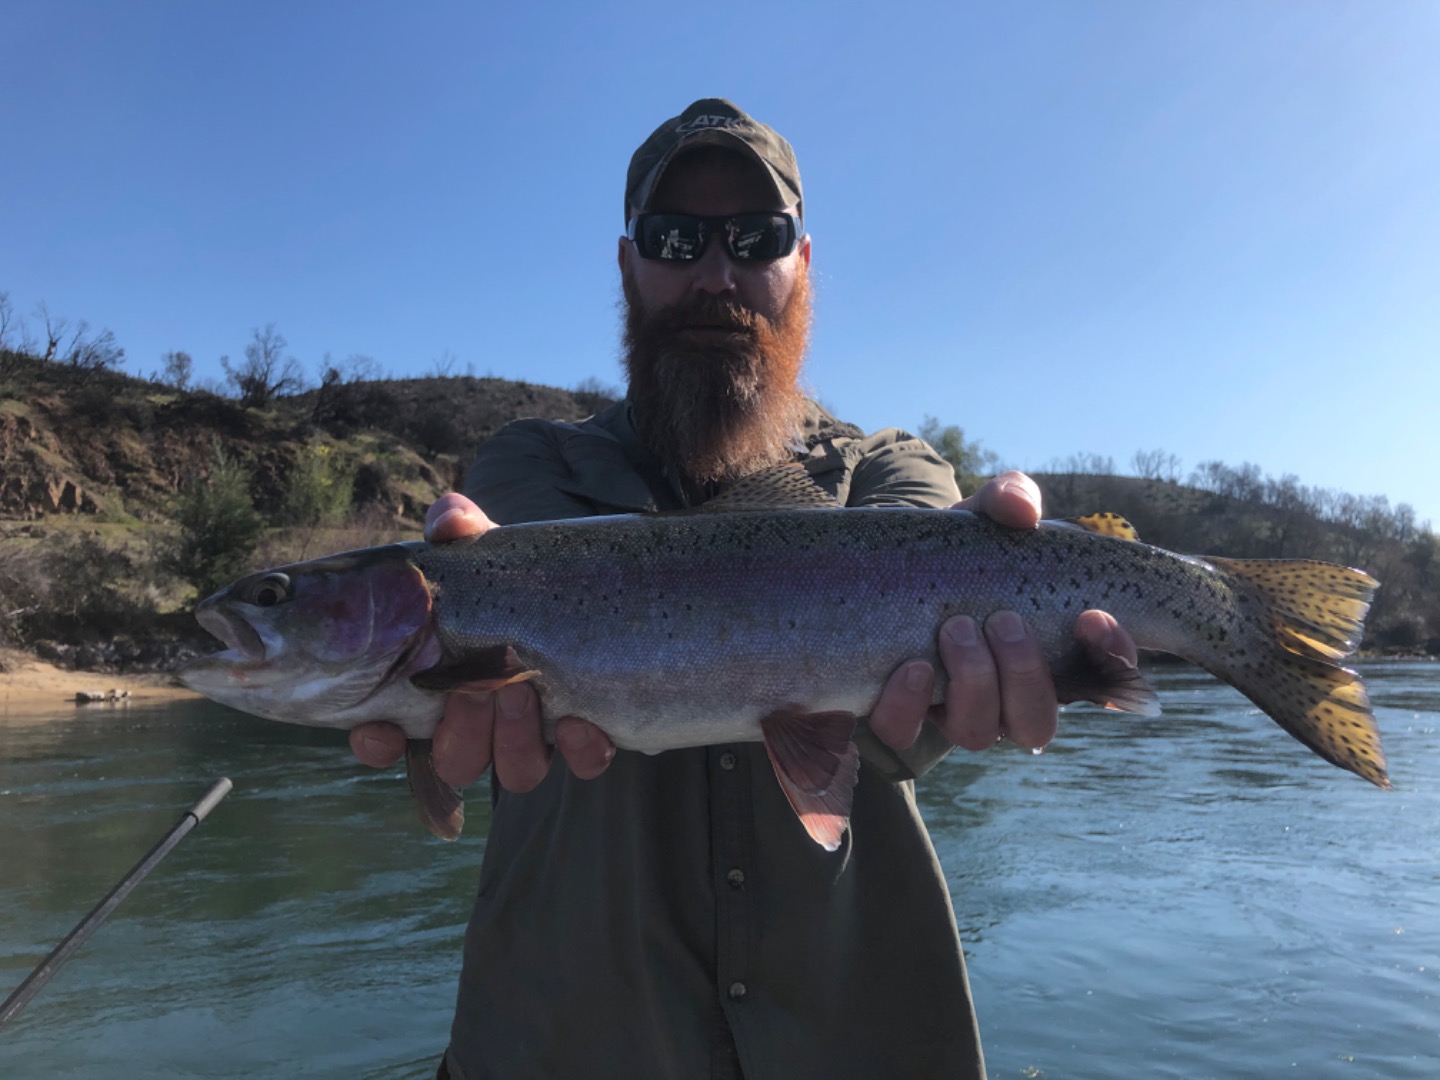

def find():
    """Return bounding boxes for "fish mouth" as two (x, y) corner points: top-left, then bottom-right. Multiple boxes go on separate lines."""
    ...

(195, 596), (267, 663)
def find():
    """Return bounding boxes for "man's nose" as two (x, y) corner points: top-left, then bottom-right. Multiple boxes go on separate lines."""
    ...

(689, 235), (737, 296)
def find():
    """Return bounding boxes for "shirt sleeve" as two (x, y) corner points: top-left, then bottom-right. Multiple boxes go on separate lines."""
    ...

(462, 419), (596, 525)
(844, 428), (962, 509)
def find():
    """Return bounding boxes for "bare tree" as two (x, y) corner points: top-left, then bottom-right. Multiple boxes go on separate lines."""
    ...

(343, 353), (383, 382)
(429, 348), (460, 378)
(161, 350), (194, 389)
(28, 301), (124, 381)
(36, 302), (66, 363)
(64, 323), (124, 373)
(1131, 448), (1183, 482)
(0, 292), (14, 351)
(222, 323), (304, 407)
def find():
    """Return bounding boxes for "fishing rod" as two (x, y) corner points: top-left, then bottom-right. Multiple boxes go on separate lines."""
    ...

(0, 777), (233, 1031)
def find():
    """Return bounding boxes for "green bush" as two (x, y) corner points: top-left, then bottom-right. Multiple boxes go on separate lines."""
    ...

(0, 533), (156, 644)
(275, 442), (352, 528)
(164, 443), (264, 598)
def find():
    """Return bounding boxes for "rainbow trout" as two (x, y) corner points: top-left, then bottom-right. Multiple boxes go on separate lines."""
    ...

(179, 468), (1386, 849)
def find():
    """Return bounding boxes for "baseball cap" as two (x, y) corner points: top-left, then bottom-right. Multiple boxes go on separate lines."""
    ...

(624, 98), (803, 221)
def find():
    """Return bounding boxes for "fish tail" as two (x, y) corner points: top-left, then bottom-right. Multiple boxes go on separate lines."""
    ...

(1206, 557), (1388, 788)
(1207, 557), (1377, 662)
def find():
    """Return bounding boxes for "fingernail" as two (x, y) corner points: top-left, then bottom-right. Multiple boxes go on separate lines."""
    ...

(496, 683), (527, 719)
(426, 507), (465, 537)
(1096, 623), (1117, 653)
(904, 663), (930, 692)
(988, 611), (1026, 643)
(945, 617), (980, 647)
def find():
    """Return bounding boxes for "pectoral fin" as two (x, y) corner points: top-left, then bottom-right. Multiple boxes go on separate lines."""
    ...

(406, 739), (465, 841)
(1052, 648), (1161, 716)
(411, 644), (541, 694)
(760, 708), (860, 851)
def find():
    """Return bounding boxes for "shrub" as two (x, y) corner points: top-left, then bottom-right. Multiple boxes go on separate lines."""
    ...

(274, 442), (352, 528)
(0, 533), (156, 644)
(163, 443), (264, 598)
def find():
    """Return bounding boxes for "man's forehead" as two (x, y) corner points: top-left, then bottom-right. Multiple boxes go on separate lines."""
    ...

(646, 148), (787, 214)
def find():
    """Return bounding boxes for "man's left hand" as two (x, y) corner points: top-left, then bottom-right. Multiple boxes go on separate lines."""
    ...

(868, 470), (1139, 754)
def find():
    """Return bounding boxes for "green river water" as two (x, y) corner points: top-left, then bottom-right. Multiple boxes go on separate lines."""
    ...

(2, 661), (1437, 1078)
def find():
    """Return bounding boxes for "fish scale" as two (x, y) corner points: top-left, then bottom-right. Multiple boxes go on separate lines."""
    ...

(180, 471), (1387, 848)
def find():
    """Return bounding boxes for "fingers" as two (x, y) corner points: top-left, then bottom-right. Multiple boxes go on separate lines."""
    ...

(870, 660), (936, 750)
(425, 493), (495, 543)
(554, 716), (617, 779)
(432, 690), (498, 788)
(983, 611), (1058, 749)
(406, 681), (618, 792)
(936, 617), (1002, 750)
(1075, 608), (1138, 666)
(954, 470), (1042, 530)
(490, 682), (554, 792)
(937, 612), (1058, 752)
(349, 722), (407, 767)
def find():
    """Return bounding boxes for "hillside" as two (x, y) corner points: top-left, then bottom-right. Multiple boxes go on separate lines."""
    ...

(1, 352), (1435, 672)
(1, 352), (615, 523)
(0, 354), (616, 671)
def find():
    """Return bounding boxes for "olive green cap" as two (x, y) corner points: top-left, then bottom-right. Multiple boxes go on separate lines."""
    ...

(624, 98), (803, 221)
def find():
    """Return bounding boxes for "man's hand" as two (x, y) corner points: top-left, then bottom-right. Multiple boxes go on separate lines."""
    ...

(348, 494), (617, 791)
(868, 471), (1140, 754)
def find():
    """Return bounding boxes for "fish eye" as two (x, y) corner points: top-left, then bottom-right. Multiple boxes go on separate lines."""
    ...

(248, 574), (291, 608)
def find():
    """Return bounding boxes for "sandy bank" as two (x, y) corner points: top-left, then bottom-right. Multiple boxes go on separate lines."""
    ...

(0, 646), (200, 713)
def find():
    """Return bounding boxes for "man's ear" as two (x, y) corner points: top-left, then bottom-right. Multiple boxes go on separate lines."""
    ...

(617, 235), (630, 274)
(798, 233), (812, 269)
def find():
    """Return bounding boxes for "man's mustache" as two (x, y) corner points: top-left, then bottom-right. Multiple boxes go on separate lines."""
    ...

(644, 295), (760, 335)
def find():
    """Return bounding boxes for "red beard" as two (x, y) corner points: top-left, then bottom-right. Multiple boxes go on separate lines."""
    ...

(621, 269), (812, 486)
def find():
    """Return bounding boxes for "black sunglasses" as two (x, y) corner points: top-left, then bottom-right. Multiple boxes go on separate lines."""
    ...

(627, 211), (803, 263)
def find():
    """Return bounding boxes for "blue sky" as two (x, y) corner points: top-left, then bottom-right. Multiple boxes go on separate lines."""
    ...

(4, 1), (1437, 527)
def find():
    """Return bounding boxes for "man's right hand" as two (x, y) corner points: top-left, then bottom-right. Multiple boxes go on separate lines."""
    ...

(347, 493), (617, 791)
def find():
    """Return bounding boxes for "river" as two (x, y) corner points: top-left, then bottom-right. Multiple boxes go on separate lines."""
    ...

(1, 661), (1436, 1078)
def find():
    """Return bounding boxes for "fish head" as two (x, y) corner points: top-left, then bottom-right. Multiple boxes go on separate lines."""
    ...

(178, 545), (444, 731)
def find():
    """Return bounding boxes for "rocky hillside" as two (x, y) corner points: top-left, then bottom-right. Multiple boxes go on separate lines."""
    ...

(1, 351), (1435, 670)
(1, 352), (614, 525)
(0, 354), (616, 671)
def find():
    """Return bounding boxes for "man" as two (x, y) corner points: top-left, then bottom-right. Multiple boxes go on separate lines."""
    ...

(352, 99), (1136, 1079)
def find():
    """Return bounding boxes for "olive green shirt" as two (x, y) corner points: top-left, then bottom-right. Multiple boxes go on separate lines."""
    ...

(443, 401), (985, 1080)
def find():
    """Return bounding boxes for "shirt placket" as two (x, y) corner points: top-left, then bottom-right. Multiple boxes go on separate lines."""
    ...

(709, 743), (758, 1079)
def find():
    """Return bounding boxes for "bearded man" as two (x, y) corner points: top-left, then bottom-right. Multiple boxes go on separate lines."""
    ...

(351, 99), (1137, 1080)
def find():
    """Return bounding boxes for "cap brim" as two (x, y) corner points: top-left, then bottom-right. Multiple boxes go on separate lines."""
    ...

(632, 129), (796, 215)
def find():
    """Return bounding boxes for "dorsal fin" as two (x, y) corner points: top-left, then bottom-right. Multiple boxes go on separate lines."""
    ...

(698, 463), (838, 513)
(1064, 511), (1141, 542)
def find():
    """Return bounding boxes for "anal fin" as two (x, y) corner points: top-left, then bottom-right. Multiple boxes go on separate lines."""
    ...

(760, 708), (860, 851)
(406, 739), (465, 841)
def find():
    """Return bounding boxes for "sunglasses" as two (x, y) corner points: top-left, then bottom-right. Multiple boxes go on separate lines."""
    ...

(627, 211), (803, 263)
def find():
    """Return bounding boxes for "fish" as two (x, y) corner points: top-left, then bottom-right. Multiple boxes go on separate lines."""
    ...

(178, 466), (1387, 850)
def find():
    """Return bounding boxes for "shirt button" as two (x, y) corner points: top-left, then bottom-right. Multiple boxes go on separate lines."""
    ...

(728, 981), (747, 1001)
(727, 868), (745, 888)
(719, 752), (737, 771)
